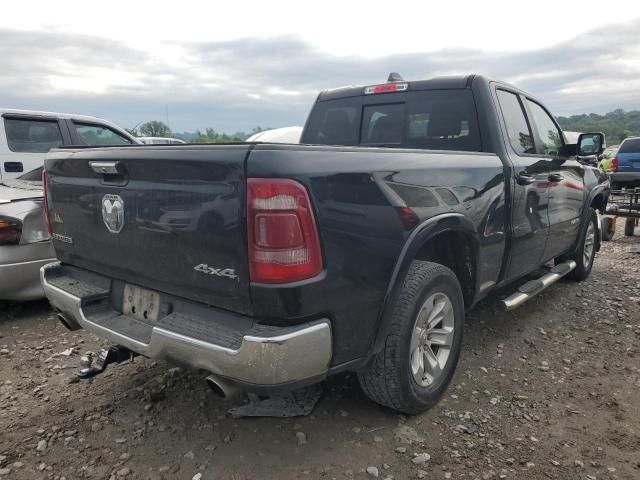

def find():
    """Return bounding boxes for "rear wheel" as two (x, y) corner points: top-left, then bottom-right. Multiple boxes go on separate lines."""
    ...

(601, 217), (614, 241)
(624, 218), (635, 237)
(358, 261), (464, 414)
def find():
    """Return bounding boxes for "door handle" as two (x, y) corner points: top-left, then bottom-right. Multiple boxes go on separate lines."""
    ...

(548, 173), (564, 182)
(4, 161), (23, 173)
(517, 173), (535, 185)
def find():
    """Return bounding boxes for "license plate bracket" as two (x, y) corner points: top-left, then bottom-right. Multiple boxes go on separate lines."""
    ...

(123, 284), (160, 323)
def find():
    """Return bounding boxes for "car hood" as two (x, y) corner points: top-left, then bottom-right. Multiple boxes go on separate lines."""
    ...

(0, 179), (43, 204)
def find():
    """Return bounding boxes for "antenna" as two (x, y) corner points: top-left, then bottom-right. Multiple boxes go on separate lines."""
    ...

(387, 72), (404, 83)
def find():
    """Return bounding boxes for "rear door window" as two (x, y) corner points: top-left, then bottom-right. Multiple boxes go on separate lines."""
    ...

(619, 138), (640, 153)
(303, 89), (482, 151)
(496, 90), (535, 155)
(72, 123), (132, 145)
(4, 117), (64, 153)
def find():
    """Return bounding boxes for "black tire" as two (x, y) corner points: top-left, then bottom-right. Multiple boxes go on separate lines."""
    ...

(624, 218), (635, 237)
(564, 208), (598, 281)
(358, 261), (464, 414)
(601, 217), (614, 242)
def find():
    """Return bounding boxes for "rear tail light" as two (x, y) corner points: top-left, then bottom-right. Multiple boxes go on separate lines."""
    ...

(247, 178), (323, 283)
(0, 216), (22, 245)
(612, 156), (619, 172)
(42, 170), (53, 236)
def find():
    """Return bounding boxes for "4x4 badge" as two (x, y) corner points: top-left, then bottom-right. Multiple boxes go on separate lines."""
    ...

(193, 264), (239, 281)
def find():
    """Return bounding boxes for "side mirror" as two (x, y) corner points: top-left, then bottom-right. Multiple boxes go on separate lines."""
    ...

(577, 132), (605, 157)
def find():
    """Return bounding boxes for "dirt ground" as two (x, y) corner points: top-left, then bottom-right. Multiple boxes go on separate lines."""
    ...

(1, 220), (639, 480)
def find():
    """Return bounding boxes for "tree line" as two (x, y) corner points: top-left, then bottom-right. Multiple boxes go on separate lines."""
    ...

(126, 121), (267, 143)
(557, 109), (640, 145)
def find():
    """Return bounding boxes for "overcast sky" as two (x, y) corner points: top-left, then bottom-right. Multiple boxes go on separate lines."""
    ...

(1, 1), (639, 132)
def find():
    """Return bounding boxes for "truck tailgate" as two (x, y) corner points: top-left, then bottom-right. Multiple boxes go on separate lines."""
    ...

(45, 145), (252, 315)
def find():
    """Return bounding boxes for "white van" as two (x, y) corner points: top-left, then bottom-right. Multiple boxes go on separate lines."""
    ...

(0, 109), (139, 180)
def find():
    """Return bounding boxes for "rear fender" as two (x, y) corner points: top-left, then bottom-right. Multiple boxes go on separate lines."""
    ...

(368, 213), (480, 357)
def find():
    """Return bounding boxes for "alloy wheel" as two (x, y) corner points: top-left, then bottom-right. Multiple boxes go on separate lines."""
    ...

(409, 292), (455, 387)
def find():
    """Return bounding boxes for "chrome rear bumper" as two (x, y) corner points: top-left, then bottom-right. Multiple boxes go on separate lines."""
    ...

(41, 262), (332, 387)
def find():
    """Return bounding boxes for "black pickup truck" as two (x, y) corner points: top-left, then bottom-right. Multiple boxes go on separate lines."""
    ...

(41, 74), (608, 414)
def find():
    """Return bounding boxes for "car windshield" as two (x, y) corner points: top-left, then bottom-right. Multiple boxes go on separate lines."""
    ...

(302, 89), (482, 152)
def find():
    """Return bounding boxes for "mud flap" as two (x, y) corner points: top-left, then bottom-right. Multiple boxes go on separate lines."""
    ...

(228, 384), (323, 418)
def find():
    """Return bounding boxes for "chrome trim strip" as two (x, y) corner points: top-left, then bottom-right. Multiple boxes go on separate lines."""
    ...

(0, 257), (56, 268)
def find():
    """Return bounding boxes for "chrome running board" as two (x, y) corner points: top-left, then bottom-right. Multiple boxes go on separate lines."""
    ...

(500, 260), (577, 311)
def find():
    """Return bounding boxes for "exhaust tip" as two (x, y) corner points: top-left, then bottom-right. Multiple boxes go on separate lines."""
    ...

(206, 377), (227, 398)
(205, 375), (243, 400)
(57, 312), (80, 331)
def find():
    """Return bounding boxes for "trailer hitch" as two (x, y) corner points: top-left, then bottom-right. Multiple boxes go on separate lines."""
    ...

(78, 345), (137, 379)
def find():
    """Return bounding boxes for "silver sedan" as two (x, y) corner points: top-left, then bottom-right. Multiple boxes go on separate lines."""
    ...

(0, 167), (55, 301)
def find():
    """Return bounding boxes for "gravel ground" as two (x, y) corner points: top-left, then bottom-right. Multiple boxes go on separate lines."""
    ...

(1, 219), (639, 480)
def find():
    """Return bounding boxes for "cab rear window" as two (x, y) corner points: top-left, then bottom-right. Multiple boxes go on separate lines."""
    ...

(302, 89), (482, 152)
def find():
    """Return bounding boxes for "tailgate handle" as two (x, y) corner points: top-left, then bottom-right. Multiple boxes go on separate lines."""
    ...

(90, 161), (122, 175)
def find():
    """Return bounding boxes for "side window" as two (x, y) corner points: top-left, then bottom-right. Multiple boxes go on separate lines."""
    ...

(73, 123), (132, 146)
(4, 118), (63, 153)
(526, 100), (563, 156)
(496, 90), (535, 155)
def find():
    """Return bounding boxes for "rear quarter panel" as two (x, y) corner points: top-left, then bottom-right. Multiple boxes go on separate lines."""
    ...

(248, 144), (506, 365)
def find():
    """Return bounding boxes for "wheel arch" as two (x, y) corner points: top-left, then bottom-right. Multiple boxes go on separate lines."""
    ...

(368, 213), (480, 357)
